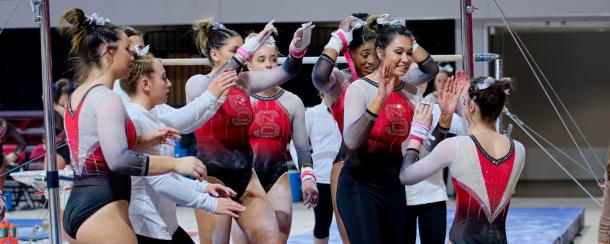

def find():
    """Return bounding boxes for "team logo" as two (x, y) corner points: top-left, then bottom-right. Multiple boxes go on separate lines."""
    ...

(227, 94), (253, 126)
(253, 110), (280, 138)
(383, 103), (409, 136)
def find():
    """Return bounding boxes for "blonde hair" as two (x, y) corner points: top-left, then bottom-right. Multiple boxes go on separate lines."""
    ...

(120, 53), (156, 96)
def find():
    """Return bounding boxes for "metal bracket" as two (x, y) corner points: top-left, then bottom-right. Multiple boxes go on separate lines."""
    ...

(30, 0), (42, 22)
(466, 5), (479, 14)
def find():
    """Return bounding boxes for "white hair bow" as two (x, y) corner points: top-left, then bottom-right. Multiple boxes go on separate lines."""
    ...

(377, 14), (406, 26)
(439, 64), (454, 73)
(209, 17), (226, 30)
(477, 77), (511, 95)
(134, 45), (150, 57)
(476, 77), (495, 91)
(86, 13), (110, 26)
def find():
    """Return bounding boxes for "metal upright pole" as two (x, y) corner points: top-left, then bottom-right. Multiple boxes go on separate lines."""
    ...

(37, 0), (62, 243)
(495, 58), (505, 133)
(494, 59), (502, 79)
(460, 0), (475, 77)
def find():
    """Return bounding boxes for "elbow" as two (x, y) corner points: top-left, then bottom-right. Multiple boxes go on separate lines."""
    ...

(312, 77), (332, 92)
(311, 69), (331, 91)
(399, 173), (409, 185)
(344, 139), (359, 150)
(399, 167), (414, 185)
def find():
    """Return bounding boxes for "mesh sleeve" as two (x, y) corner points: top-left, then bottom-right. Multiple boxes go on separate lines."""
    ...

(290, 98), (313, 169)
(399, 56), (439, 86)
(342, 83), (376, 149)
(159, 90), (221, 133)
(400, 137), (458, 185)
(239, 56), (302, 94)
(95, 93), (149, 176)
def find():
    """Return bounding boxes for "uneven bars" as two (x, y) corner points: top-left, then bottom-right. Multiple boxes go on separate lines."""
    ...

(160, 54), (473, 66)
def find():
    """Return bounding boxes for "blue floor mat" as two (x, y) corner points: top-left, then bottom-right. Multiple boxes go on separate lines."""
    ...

(287, 207), (585, 244)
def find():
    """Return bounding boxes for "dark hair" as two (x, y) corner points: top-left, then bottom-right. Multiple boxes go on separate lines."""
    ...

(122, 26), (141, 37)
(53, 78), (75, 104)
(347, 13), (377, 50)
(193, 18), (239, 64)
(468, 77), (514, 122)
(59, 8), (123, 83)
(367, 16), (413, 50)
(121, 53), (156, 96)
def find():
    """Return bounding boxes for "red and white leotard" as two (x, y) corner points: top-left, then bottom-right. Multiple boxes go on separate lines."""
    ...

(401, 135), (526, 243)
(64, 84), (147, 177)
(249, 89), (312, 191)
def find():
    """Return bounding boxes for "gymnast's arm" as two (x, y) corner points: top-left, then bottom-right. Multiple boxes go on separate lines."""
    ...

(342, 83), (378, 150)
(290, 98), (313, 170)
(96, 93), (191, 176)
(399, 44), (439, 86)
(238, 55), (302, 94)
(146, 174), (217, 212)
(399, 138), (457, 185)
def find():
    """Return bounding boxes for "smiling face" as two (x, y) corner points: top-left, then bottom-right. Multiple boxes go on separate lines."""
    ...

(350, 41), (377, 76)
(376, 35), (414, 77)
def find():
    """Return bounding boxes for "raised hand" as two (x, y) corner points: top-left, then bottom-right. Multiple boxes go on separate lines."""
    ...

(439, 71), (470, 126)
(257, 20), (279, 43)
(413, 102), (433, 129)
(289, 22), (315, 58)
(237, 20), (278, 61)
(207, 69), (237, 98)
(377, 63), (395, 100)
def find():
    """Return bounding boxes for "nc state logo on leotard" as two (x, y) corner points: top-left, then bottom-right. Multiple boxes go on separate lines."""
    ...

(253, 110), (280, 138)
(227, 94), (253, 126)
(383, 103), (409, 136)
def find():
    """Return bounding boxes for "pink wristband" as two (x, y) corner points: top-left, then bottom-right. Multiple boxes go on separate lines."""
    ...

(336, 31), (359, 81)
(236, 47), (252, 62)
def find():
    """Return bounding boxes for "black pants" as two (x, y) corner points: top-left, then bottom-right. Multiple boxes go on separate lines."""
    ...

(136, 226), (194, 244)
(405, 201), (447, 244)
(336, 168), (406, 244)
(313, 183), (333, 239)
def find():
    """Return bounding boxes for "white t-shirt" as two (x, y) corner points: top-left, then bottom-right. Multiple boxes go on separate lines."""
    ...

(122, 88), (224, 240)
(404, 94), (466, 206)
(113, 80), (175, 115)
(290, 102), (341, 184)
(126, 102), (218, 240)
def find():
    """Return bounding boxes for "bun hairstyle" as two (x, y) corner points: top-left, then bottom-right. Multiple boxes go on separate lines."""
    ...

(122, 26), (141, 38)
(120, 53), (156, 96)
(366, 15), (413, 50)
(193, 17), (239, 61)
(468, 77), (514, 122)
(344, 13), (376, 50)
(59, 8), (122, 83)
(52, 78), (75, 104)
